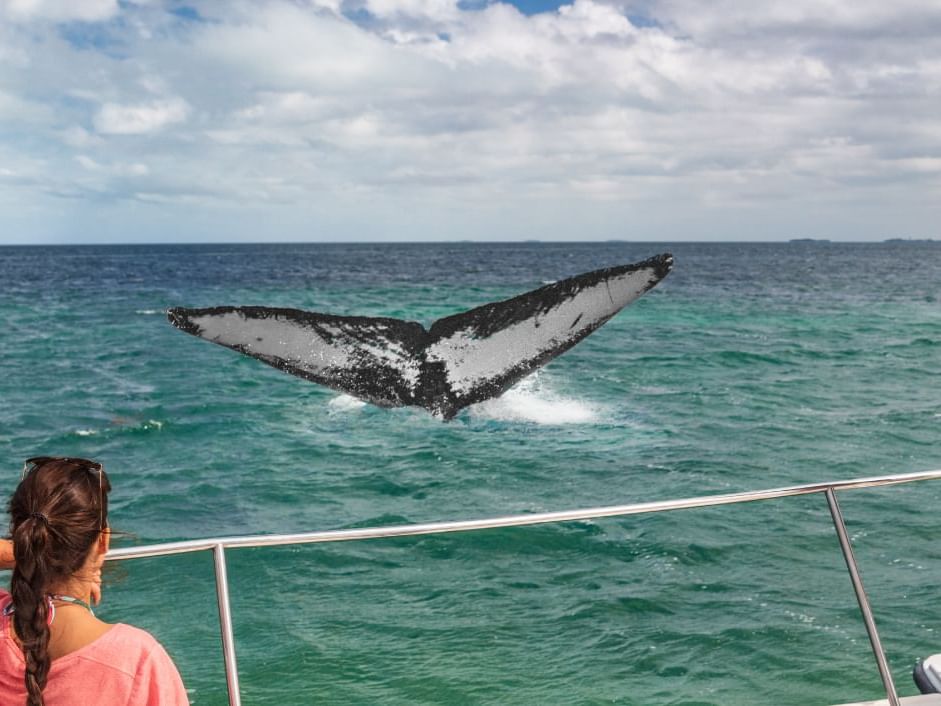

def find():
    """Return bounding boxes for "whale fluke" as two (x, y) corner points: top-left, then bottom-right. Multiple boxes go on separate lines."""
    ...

(167, 253), (673, 419)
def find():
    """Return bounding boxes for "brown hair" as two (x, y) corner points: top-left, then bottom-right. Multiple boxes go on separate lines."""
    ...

(7, 457), (111, 706)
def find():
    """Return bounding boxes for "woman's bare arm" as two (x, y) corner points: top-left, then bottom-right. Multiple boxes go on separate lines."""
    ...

(0, 539), (13, 570)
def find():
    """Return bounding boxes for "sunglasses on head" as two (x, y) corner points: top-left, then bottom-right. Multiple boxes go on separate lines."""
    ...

(22, 456), (103, 480)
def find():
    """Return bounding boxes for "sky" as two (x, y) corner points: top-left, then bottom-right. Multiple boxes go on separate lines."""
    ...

(0, 0), (939, 244)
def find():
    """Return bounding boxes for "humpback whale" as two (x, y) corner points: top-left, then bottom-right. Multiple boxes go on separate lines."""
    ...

(167, 253), (673, 419)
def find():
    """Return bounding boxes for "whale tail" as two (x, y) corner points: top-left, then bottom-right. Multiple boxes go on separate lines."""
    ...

(167, 253), (673, 419)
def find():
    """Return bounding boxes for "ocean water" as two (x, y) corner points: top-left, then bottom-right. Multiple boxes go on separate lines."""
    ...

(0, 241), (939, 705)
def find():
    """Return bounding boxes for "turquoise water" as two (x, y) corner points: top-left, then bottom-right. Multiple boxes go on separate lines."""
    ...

(1, 241), (939, 705)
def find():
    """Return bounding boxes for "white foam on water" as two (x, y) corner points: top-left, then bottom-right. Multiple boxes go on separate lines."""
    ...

(328, 394), (367, 412)
(469, 375), (600, 425)
(74, 429), (98, 436)
(330, 379), (600, 424)
(135, 309), (160, 315)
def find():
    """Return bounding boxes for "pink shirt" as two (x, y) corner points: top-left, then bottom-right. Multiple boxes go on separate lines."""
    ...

(0, 590), (189, 705)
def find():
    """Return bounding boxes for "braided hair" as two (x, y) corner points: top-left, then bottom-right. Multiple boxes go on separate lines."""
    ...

(8, 457), (110, 706)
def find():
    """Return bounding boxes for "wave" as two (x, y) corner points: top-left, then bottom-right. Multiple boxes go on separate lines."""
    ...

(70, 418), (164, 438)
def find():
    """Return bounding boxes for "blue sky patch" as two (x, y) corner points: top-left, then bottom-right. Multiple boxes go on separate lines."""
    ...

(506, 0), (570, 15)
(627, 13), (662, 29)
(168, 5), (203, 22)
(58, 22), (127, 57)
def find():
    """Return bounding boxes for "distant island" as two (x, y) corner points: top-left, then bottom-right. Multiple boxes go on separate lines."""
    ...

(789, 238), (831, 243)
(884, 238), (935, 242)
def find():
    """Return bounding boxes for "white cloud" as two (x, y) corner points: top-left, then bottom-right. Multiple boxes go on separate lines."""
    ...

(234, 92), (339, 125)
(59, 126), (103, 148)
(2, 0), (120, 22)
(75, 154), (102, 170)
(0, 89), (53, 124)
(365, 0), (459, 22)
(637, 0), (941, 38)
(93, 97), (191, 135)
(76, 153), (150, 175)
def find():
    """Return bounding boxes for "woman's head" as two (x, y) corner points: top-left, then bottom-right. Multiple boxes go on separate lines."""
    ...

(7, 457), (111, 706)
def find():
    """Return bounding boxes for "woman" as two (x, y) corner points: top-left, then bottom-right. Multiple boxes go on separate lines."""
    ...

(0, 457), (189, 705)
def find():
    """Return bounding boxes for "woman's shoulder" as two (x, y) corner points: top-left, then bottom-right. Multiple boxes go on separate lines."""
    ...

(107, 624), (189, 704)
(104, 623), (165, 655)
(78, 623), (182, 679)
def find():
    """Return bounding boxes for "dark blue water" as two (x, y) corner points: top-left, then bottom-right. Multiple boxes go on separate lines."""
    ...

(1, 242), (940, 705)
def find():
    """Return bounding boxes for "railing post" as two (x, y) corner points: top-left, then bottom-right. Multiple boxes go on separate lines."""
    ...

(213, 543), (242, 706)
(824, 488), (900, 706)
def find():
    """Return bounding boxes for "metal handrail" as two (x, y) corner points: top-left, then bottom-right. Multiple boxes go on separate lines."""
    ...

(107, 469), (941, 559)
(105, 468), (941, 706)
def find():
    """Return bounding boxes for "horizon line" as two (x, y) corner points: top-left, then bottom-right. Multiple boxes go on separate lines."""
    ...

(1, 238), (936, 247)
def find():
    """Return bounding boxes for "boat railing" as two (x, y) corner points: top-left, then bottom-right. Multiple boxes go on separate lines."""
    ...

(106, 468), (941, 706)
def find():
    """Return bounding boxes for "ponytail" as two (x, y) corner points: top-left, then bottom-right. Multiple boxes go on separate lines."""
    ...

(11, 516), (53, 706)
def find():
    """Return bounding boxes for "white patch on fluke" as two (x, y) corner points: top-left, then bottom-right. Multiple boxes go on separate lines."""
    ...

(189, 311), (422, 388)
(427, 267), (656, 394)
